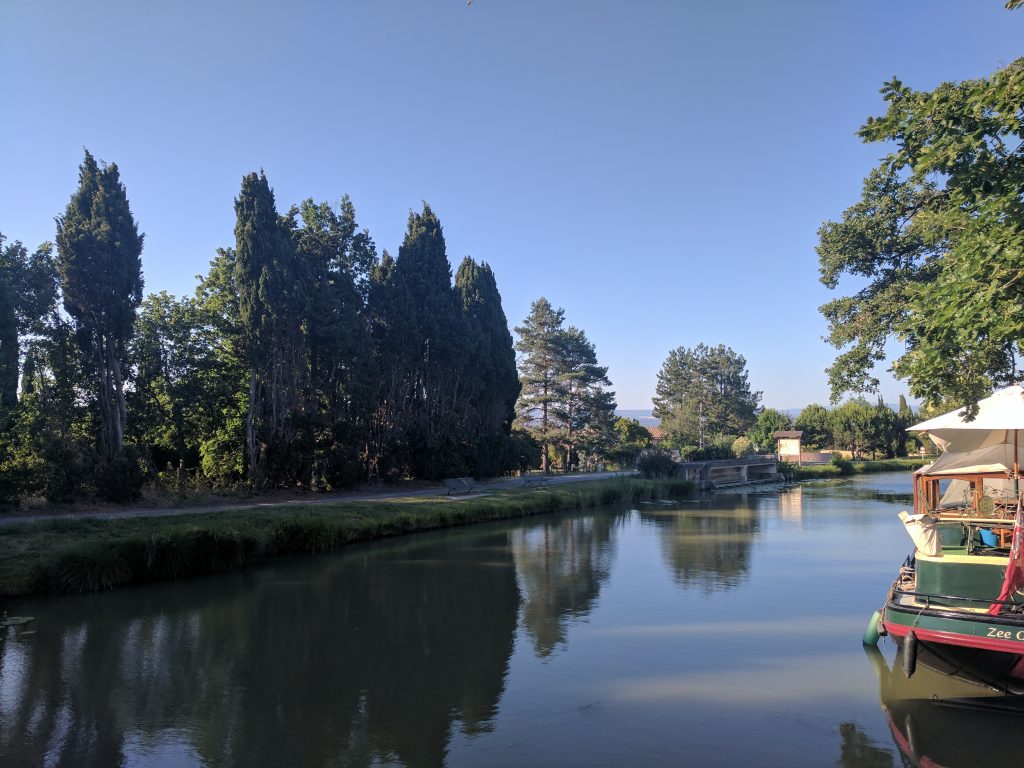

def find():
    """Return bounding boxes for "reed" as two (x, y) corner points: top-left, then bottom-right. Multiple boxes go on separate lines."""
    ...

(1, 477), (695, 597)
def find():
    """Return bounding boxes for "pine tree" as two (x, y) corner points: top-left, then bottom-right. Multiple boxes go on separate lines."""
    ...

(515, 298), (566, 472)
(55, 150), (144, 464)
(553, 326), (616, 470)
(653, 344), (760, 447)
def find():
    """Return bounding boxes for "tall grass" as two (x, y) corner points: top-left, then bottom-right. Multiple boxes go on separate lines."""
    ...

(2, 477), (696, 597)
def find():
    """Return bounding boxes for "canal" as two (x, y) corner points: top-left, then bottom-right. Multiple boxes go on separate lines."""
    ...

(2, 473), (1021, 767)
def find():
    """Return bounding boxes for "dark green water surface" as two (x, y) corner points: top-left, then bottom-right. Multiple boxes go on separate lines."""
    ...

(3, 473), (1022, 767)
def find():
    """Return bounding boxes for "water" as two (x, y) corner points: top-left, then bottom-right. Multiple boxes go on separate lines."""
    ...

(1, 473), (1020, 767)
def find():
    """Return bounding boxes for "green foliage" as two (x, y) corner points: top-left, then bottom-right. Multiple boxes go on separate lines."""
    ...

(514, 298), (566, 471)
(1, 478), (694, 597)
(830, 454), (855, 475)
(609, 417), (653, 466)
(56, 150), (143, 465)
(731, 436), (754, 458)
(794, 404), (831, 450)
(514, 298), (617, 471)
(455, 257), (521, 477)
(636, 448), (677, 478)
(1, 162), (535, 505)
(827, 399), (874, 458)
(746, 408), (792, 453)
(95, 447), (145, 502)
(678, 435), (736, 461)
(819, 59), (1024, 416)
(509, 428), (542, 473)
(234, 171), (306, 488)
(653, 343), (760, 448)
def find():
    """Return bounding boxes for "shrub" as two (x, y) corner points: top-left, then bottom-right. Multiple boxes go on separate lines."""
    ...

(636, 448), (677, 478)
(731, 436), (754, 458)
(678, 439), (734, 461)
(830, 454), (855, 476)
(96, 448), (146, 502)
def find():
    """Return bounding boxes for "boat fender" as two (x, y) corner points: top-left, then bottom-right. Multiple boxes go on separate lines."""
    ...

(902, 630), (918, 678)
(862, 610), (882, 646)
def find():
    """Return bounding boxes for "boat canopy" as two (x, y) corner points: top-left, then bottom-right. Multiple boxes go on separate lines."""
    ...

(915, 443), (1019, 477)
(911, 385), (1024, 453)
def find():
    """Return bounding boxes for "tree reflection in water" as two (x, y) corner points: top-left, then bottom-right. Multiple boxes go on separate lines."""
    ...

(0, 529), (519, 768)
(639, 496), (761, 594)
(510, 513), (623, 657)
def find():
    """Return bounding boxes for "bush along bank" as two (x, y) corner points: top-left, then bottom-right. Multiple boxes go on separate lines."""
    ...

(779, 456), (932, 481)
(0, 477), (695, 598)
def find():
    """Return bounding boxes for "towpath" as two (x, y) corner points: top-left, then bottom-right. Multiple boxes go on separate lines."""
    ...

(0, 470), (633, 527)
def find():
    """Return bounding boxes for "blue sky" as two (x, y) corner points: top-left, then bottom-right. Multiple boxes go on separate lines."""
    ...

(2, 1), (1021, 410)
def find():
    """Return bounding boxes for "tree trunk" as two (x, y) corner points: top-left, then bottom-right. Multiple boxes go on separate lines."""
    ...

(247, 369), (260, 488)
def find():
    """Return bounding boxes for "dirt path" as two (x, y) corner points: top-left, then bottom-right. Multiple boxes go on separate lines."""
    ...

(0, 471), (633, 527)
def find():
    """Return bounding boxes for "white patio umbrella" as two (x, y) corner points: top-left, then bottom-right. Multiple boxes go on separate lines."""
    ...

(910, 384), (1024, 459)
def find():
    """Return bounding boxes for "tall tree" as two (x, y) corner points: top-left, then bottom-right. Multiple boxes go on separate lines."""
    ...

(234, 171), (306, 487)
(455, 257), (520, 476)
(828, 399), (875, 459)
(365, 248), (417, 478)
(55, 150), (144, 463)
(551, 326), (616, 470)
(819, 58), (1024, 416)
(0, 243), (18, 416)
(515, 298), (566, 472)
(746, 408), (792, 453)
(391, 205), (467, 478)
(289, 197), (374, 487)
(194, 247), (248, 485)
(128, 292), (218, 474)
(794, 403), (831, 450)
(652, 344), (761, 447)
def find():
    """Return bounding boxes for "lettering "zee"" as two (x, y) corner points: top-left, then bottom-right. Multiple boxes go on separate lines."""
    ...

(986, 627), (1024, 640)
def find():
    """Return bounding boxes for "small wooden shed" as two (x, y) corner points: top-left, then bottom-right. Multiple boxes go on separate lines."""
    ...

(774, 430), (803, 463)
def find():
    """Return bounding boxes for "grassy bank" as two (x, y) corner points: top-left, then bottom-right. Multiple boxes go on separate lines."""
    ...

(0, 477), (694, 598)
(784, 457), (931, 481)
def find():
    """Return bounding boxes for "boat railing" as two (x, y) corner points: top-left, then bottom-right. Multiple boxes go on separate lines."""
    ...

(892, 586), (1024, 612)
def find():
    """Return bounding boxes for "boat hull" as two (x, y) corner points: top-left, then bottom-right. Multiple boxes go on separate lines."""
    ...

(882, 591), (1024, 688)
(883, 604), (1024, 655)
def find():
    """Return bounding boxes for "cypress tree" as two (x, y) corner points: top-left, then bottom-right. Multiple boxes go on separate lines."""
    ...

(55, 150), (144, 462)
(365, 249), (417, 478)
(392, 204), (465, 478)
(290, 197), (374, 487)
(234, 171), (306, 488)
(455, 257), (520, 476)
(0, 252), (16, 416)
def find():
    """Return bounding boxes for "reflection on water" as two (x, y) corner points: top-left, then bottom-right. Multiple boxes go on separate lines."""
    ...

(511, 514), (622, 656)
(864, 645), (1024, 768)
(837, 722), (894, 768)
(2, 472), (1018, 768)
(639, 497), (760, 593)
(1, 530), (519, 767)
